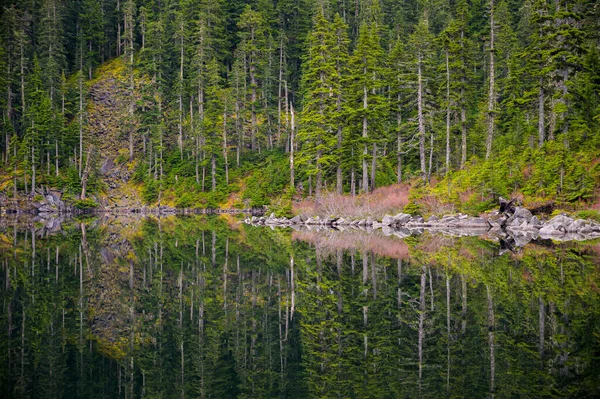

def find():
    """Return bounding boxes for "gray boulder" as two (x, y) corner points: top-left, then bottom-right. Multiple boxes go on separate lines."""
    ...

(513, 207), (533, 221)
(548, 214), (574, 227)
(290, 215), (304, 224)
(393, 213), (412, 226)
(539, 224), (565, 236)
(382, 214), (395, 225)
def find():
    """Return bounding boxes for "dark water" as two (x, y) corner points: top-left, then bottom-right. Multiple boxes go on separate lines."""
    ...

(1, 215), (599, 398)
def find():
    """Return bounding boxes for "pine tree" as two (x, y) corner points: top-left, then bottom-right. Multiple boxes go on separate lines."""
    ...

(298, 11), (338, 198)
(332, 14), (350, 194)
(409, 12), (435, 182)
(38, 0), (66, 107)
(80, 0), (104, 79)
(238, 6), (268, 151)
(348, 22), (385, 193)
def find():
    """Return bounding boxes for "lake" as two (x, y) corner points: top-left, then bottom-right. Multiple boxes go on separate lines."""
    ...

(1, 214), (599, 398)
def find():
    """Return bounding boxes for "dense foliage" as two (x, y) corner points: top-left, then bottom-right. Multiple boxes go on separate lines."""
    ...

(0, 0), (599, 207)
(1, 216), (599, 397)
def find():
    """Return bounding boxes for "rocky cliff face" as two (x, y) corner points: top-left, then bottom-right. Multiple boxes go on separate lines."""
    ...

(86, 58), (145, 211)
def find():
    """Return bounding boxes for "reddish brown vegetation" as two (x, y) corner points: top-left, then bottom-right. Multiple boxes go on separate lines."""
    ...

(293, 184), (411, 219)
(292, 229), (410, 259)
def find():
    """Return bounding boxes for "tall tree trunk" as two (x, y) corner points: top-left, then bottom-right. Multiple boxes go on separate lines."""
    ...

(290, 103), (295, 189)
(362, 84), (369, 193)
(418, 53), (426, 181)
(250, 28), (257, 151)
(211, 153), (216, 192)
(55, 140), (59, 177)
(445, 49), (451, 175)
(397, 97), (403, 183)
(223, 104), (229, 185)
(277, 38), (283, 145)
(178, 27), (184, 158)
(31, 145), (36, 194)
(538, 80), (545, 147)
(485, 0), (496, 160)
(80, 146), (93, 200)
(487, 285), (496, 397)
(418, 265), (426, 387)
(336, 98), (343, 194)
(79, 72), (84, 177)
(370, 143), (377, 192)
(117, 0), (121, 56)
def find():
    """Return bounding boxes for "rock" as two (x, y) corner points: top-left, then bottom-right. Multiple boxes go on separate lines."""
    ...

(334, 217), (347, 225)
(513, 207), (533, 222)
(548, 214), (574, 227)
(100, 158), (115, 175)
(412, 216), (424, 224)
(305, 217), (320, 225)
(393, 213), (412, 226)
(366, 217), (374, 226)
(382, 214), (395, 225)
(530, 216), (541, 226)
(269, 213), (276, 219)
(488, 219), (501, 228)
(290, 215), (303, 224)
(381, 226), (395, 236)
(357, 219), (367, 226)
(428, 215), (439, 222)
(372, 222), (384, 229)
(539, 224), (564, 236)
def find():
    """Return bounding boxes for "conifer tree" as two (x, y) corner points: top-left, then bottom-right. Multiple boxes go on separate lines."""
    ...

(238, 6), (267, 151)
(409, 12), (434, 182)
(332, 14), (350, 194)
(298, 11), (338, 198)
(348, 22), (385, 193)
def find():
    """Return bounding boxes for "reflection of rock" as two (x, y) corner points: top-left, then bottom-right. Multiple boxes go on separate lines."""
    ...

(247, 199), (600, 244)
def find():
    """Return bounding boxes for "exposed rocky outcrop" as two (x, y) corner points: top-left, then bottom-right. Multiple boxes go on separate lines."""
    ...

(245, 199), (600, 242)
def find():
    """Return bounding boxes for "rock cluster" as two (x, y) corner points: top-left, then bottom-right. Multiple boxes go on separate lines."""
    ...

(246, 212), (491, 237)
(245, 203), (600, 242)
(491, 204), (600, 239)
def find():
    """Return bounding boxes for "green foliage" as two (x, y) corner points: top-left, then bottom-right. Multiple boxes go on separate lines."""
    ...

(73, 199), (98, 210)
(242, 151), (290, 207)
(1, 0), (599, 214)
(574, 210), (600, 223)
(141, 177), (158, 204)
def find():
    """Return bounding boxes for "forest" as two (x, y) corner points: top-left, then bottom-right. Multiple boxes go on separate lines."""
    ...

(0, 0), (599, 212)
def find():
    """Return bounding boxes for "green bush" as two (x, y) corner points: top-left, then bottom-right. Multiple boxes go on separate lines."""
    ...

(575, 210), (600, 223)
(141, 177), (158, 204)
(73, 199), (98, 210)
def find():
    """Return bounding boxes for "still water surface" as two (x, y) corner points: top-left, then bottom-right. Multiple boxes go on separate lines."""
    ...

(1, 215), (599, 398)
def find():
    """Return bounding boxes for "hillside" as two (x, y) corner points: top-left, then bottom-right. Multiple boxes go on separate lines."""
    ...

(0, 0), (599, 217)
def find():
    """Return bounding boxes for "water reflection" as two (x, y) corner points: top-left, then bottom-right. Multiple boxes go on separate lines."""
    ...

(1, 215), (599, 398)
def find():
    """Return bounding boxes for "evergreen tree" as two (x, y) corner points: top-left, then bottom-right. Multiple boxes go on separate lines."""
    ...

(298, 11), (338, 198)
(348, 22), (385, 193)
(409, 12), (435, 181)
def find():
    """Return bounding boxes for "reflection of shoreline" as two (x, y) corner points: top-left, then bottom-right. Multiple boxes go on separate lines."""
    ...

(288, 224), (600, 259)
(292, 229), (411, 259)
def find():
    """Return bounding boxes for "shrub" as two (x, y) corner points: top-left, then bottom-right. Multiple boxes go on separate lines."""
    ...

(574, 210), (600, 223)
(74, 199), (98, 210)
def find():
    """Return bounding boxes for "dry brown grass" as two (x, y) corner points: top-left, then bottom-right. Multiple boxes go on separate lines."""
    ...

(292, 229), (410, 259)
(293, 184), (411, 219)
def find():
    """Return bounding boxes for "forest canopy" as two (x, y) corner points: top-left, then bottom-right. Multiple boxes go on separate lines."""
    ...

(0, 0), (599, 209)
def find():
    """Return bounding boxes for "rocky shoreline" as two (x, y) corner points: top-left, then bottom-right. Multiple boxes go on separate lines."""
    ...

(245, 201), (600, 242)
(0, 189), (264, 217)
